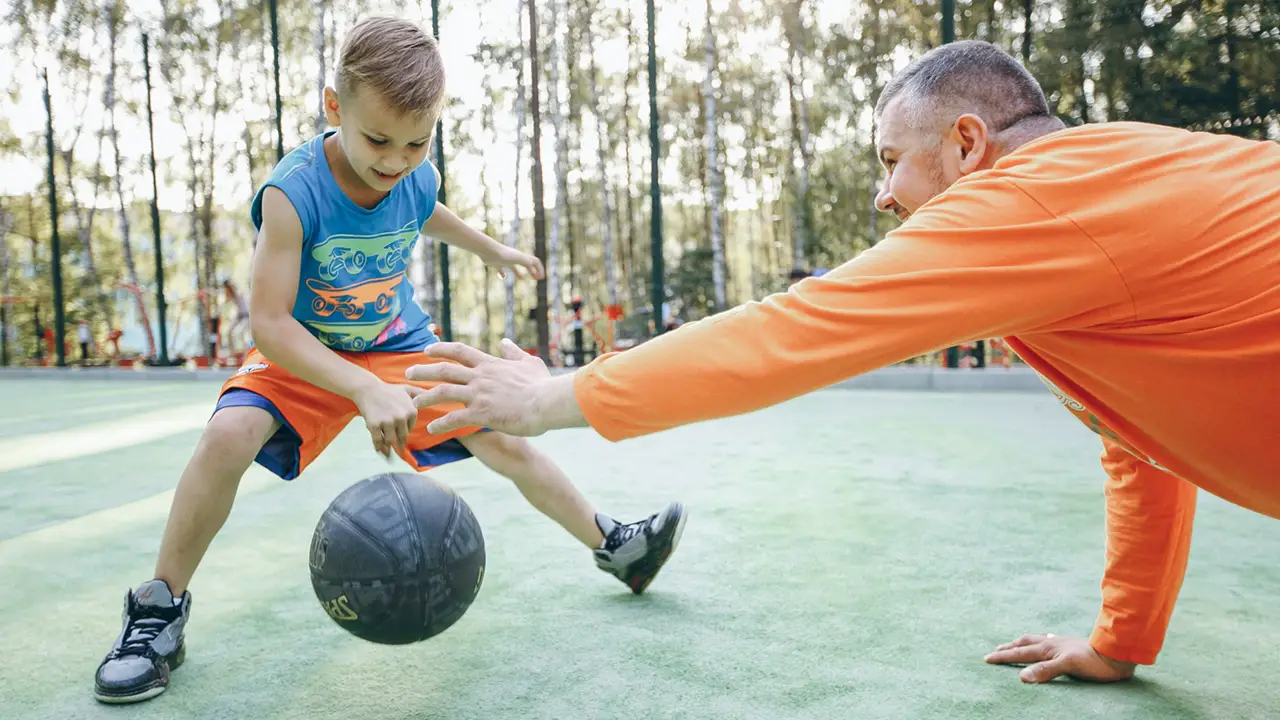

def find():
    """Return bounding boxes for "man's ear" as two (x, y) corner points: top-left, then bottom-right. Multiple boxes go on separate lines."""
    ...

(951, 113), (991, 176)
(323, 87), (342, 128)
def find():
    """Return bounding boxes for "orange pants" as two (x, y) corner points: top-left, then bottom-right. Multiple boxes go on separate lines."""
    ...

(216, 348), (482, 480)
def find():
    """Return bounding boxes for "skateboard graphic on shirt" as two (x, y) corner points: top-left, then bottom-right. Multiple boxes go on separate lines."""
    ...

(307, 319), (393, 351)
(310, 222), (418, 281)
(305, 273), (403, 320)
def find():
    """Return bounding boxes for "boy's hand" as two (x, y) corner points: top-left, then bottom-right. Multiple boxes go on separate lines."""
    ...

(352, 382), (425, 457)
(486, 246), (545, 281)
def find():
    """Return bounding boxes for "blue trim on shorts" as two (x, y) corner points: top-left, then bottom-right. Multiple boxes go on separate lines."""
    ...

(215, 389), (303, 480)
(410, 437), (475, 469)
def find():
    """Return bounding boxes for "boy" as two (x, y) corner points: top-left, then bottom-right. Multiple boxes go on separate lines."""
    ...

(93, 16), (686, 705)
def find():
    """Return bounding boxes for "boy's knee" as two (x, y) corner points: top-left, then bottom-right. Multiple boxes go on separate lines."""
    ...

(199, 406), (278, 460)
(464, 431), (535, 463)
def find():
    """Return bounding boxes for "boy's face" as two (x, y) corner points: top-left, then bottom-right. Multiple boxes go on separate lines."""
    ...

(324, 85), (435, 192)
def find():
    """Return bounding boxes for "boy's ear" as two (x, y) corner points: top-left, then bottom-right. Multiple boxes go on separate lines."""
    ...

(323, 87), (341, 128)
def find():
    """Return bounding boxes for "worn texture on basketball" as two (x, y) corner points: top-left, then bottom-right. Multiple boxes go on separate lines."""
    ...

(308, 472), (486, 644)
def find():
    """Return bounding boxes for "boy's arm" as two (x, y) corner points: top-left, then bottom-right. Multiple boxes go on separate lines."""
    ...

(421, 203), (543, 278)
(250, 187), (420, 454)
(1092, 438), (1197, 665)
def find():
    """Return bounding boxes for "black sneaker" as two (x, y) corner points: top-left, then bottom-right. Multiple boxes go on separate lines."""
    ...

(93, 579), (190, 704)
(593, 502), (687, 594)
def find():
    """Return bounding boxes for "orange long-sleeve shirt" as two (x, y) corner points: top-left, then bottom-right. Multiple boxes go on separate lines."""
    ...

(574, 122), (1280, 664)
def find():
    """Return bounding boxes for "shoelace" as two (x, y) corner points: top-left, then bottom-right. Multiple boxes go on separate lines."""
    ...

(109, 611), (172, 659)
(607, 520), (646, 550)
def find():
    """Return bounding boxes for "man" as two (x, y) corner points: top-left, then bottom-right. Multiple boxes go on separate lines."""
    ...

(405, 40), (1280, 684)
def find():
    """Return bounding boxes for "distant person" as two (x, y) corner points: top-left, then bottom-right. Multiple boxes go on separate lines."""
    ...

(77, 321), (91, 363)
(222, 279), (251, 351)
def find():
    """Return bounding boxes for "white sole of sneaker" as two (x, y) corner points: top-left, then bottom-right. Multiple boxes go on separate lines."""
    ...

(94, 684), (167, 704)
(667, 504), (688, 553)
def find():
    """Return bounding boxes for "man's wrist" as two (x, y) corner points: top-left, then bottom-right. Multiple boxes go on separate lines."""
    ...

(1089, 628), (1155, 667)
(531, 373), (589, 433)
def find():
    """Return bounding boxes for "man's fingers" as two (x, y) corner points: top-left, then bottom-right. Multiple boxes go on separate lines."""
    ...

(498, 337), (527, 361)
(993, 634), (1046, 652)
(426, 409), (476, 435)
(411, 384), (474, 409)
(424, 342), (495, 368)
(984, 643), (1051, 666)
(405, 362), (475, 385)
(1019, 656), (1072, 684)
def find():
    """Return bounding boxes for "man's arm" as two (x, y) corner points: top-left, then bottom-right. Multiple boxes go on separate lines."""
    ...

(984, 437), (1196, 683)
(1092, 437), (1197, 665)
(568, 179), (1135, 441)
(407, 176), (1134, 439)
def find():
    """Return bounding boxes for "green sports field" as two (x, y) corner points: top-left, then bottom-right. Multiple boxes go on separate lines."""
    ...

(3, 376), (1278, 719)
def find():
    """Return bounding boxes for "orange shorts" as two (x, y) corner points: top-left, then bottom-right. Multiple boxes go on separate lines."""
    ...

(215, 348), (483, 480)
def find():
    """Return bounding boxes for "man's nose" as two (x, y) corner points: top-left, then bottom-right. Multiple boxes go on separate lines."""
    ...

(874, 182), (895, 213)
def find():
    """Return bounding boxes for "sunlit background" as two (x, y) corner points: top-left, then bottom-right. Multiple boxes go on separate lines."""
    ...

(1, 0), (1277, 363)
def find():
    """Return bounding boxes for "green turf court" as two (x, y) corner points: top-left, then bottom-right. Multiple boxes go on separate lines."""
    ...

(2, 376), (1278, 719)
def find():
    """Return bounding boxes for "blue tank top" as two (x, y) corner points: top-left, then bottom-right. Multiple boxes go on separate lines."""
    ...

(250, 132), (437, 353)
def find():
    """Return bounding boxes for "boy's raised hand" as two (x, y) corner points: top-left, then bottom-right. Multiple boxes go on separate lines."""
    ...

(487, 246), (545, 281)
(352, 381), (424, 458)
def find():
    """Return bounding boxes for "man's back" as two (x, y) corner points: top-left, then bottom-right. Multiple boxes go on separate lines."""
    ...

(992, 123), (1280, 511)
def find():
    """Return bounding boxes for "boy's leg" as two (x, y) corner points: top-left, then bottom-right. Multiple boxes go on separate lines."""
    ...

(457, 431), (604, 548)
(382, 350), (687, 594)
(94, 406), (276, 705)
(455, 432), (685, 594)
(95, 349), (357, 705)
(154, 406), (279, 594)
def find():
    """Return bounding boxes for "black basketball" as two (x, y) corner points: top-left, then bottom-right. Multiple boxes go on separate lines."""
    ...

(308, 472), (486, 644)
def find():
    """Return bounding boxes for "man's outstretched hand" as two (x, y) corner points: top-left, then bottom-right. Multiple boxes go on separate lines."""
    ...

(985, 634), (1137, 684)
(406, 338), (583, 437)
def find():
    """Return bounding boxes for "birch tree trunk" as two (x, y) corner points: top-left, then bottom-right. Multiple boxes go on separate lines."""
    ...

(702, 0), (726, 310)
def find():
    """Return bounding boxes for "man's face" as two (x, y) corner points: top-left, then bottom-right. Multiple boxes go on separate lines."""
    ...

(874, 96), (961, 221)
(325, 86), (435, 192)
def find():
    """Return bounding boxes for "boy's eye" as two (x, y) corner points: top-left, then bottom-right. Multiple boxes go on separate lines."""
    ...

(365, 135), (388, 146)
(408, 142), (426, 149)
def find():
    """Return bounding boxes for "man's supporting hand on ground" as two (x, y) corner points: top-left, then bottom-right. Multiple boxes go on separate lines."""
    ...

(985, 633), (1137, 683)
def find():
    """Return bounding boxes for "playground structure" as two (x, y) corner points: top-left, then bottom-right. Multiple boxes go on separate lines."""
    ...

(0, 280), (252, 369)
(521, 299), (629, 367)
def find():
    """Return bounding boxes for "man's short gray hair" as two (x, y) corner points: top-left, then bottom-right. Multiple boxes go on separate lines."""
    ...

(876, 40), (1052, 133)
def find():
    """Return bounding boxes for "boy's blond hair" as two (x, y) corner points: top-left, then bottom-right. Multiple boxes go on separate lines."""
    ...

(336, 16), (445, 119)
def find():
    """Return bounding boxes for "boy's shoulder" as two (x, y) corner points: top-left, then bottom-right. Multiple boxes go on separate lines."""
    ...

(251, 134), (328, 232)
(403, 158), (441, 199)
(266, 134), (327, 189)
